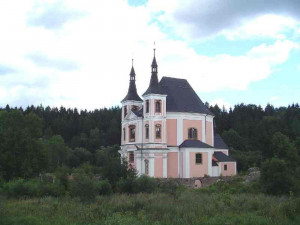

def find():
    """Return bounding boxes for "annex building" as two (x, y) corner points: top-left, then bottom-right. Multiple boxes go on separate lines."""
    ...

(119, 50), (236, 178)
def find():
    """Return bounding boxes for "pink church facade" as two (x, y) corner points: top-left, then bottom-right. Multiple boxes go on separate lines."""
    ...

(119, 51), (237, 178)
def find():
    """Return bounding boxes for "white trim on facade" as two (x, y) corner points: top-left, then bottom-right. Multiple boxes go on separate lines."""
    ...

(163, 153), (167, 178)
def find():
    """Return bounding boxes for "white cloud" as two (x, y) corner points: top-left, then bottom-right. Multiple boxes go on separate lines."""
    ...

(211, 98), (231, 110)
(148, 0), (300, 40)
(0, 0), (298, 109)
(222, 15), (298, 40)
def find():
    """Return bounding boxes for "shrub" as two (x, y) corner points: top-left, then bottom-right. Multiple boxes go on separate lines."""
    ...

(4, 179), (40, 198)
(260, 158), (293, 195)
(95, 180), (112, 195)
(55, 167), (70, 192)
(158, 179), (180, 196)
(118, 178), (137, 194)
(136, 175), (157, 193)
(39, 183), (65, 197)
(71, 174), (96, 202)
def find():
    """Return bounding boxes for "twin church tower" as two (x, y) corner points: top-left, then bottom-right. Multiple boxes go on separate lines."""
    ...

(119, 49), (236, 178)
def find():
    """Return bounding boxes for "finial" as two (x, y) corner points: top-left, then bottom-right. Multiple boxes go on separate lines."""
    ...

(153, 41), (156, 56)
(132, 58), (134, 67)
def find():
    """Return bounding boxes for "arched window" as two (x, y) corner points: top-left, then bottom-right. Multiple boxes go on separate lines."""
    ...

(195, 153), (202, 164)
(124, 106), (127, 118)
(129, 152), (134, 163)
(188, 128), (198, 140)
(129, 125), (136, 142)
(155, 124), (161, 139)
(155, 100), (161, 113)
(145, 100), (149, 113)
(145, 124), (149, 139)
(123, 128), (126, 141)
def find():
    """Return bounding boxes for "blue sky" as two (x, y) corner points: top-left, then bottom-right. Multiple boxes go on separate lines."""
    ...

(0, 0), (299, 110)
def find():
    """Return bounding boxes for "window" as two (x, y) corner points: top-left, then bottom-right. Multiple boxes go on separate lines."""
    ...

(129, 152), (134, 163)
(155, 100), (161, 113)
(123, 128), (126, 141)
(132, 105), (138, 111)
(145, 159), (149, 175)
(188, 128), (198, 140)
(145, 124), (149, 139)
(195, 153), (202, 164)
(146, 100), (149, 113)
(155, 124), (161, 139)
(129, 125), (135, 142)
(224, 164), (227, 171)
(124, 106), (127, 118)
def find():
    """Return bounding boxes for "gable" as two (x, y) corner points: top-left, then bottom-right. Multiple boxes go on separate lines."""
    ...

(124, 110), (138, 120)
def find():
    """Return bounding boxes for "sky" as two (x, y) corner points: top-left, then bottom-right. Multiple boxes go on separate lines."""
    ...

(0, 0), (299, 110)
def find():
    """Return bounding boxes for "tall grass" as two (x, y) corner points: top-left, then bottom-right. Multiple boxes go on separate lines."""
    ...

(1, 190), (299, 225)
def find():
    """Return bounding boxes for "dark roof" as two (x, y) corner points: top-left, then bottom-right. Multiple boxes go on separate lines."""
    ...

(143, 54), (163, 96)
(214, 134), (228, 149)
(213, 151), (235, 162)
(122, 66), (143, 102)
(143, 78), (163, 95)
(159, 77), (214, 115)
(212, 160), (218, 166)
(179, 139), (214, 148)
(151, 55), (158, 67)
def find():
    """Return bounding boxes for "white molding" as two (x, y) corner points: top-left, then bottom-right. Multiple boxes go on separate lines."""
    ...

(184, 150), (190, 178)
(180, 148), (214, 153)
(121, 100), (143, 105)
(163, 153), (167, 178)
(149, 154), (155, 177)
(177, 117), (183, 145)
(143, 94), (167, 99)
(208, 151), (212, 176)
(167, 112), (214, 119)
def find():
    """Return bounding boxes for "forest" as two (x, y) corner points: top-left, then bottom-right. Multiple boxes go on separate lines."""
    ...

(0, 103), (299, 194)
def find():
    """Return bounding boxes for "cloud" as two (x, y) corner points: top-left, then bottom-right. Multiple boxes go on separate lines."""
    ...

(26, 53), (78, 71)
(0, 0), (298, 109)
(0, 65), (15, 75)
(27, 1), (86, 29)
(149, 0), (300, 39)
(210, 98), (231, 110)
(158, 40), (298, 92)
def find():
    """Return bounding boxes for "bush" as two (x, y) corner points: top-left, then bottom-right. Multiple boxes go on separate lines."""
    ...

(95, 180), (112, 195)
(55, 167), (70, 192)
(158, 179), (180, 196)
(118, 177), (137, 193)
(136, 175), (157, 193)
(260, 158), (294, 195)
(71, 174), (96, 202)
(38, 183), (65, 197)
(4, 179), (40, 198)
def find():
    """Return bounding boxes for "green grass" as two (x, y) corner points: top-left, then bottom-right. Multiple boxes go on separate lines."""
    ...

(1, 190), (300, 225)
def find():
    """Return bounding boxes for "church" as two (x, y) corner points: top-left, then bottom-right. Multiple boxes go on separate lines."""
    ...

(119, 50), (237, 178)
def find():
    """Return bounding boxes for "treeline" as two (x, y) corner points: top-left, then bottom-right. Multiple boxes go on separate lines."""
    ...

(209, 103), (300, 195)
(209, 103), (300, 170)
(0, 103), (300, 195)
(0, 105), (121, 182)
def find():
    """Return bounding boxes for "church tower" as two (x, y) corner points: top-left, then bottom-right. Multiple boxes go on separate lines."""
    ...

(121, 60), (143, 145)
(142, 48), (167, 151)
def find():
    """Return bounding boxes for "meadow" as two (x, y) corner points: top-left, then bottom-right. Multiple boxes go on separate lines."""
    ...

(1, 180), (300, 225)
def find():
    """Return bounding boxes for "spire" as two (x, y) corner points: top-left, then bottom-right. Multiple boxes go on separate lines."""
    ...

(143, 47), (163, 96)
(122, 59), (142, 102)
